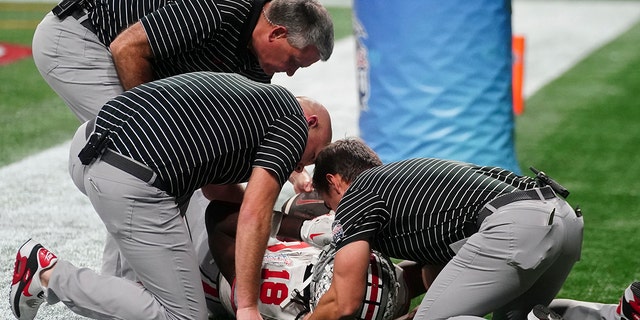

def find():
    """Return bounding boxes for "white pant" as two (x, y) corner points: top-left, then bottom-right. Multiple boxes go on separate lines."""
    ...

(49, 124), (208, 319)
(34, 11), (130, 281)
(32, 12), (123, 123)
(415, 197), (584, 320)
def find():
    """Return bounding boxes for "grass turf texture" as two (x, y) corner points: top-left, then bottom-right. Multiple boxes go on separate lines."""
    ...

(0, 2), (79, 166)
(516, 18), (640, 304)
(3, 1), (640, 316)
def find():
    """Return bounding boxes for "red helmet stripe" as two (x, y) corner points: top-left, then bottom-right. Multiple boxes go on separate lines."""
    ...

(363, 253), (382, 319)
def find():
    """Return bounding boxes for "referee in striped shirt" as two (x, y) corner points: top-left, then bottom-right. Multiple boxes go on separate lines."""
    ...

(33, 0), (334, 122)
(12, 72), (332, 320)
(307, 139), (583, 320)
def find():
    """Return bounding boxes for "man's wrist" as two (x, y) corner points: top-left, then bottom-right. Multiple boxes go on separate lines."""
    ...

(236, 305), (261, 318)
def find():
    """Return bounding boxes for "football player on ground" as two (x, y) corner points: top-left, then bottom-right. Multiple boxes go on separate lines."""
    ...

(186, 190), (427, 320)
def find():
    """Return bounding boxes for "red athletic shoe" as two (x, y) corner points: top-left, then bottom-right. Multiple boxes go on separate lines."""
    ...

(618, 282), (640, 320)
(10, 239), (57, 320)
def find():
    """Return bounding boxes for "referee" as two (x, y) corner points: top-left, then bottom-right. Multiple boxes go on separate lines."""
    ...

(10, 72), (332, 320)
(307, 139), (583, 320)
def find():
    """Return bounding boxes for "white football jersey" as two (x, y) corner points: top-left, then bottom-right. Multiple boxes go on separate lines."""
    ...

(200, 238), (320, 320)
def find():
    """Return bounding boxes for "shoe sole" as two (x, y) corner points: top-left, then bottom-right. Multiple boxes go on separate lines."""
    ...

(10, 239), (42, 319)
(528, 304), (563, 320)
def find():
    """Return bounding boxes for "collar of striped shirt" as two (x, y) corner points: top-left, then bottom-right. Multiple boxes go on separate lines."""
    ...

(238, 0), (271, 54)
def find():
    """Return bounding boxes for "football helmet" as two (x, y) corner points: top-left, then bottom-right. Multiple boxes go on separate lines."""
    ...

(310, 244), (399, 320)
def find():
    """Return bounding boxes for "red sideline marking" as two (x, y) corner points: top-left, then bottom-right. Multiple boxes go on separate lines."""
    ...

(0, 43), (32, 65)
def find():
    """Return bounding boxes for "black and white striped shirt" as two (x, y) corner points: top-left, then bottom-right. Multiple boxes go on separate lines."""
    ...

(94, 72), (307, 199)
(86, 0), (271, 83)
(332, 158), (538, 265)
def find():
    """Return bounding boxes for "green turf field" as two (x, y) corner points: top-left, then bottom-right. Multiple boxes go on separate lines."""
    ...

(516, 19), (640, 303)
(2, 1), (640, 317)
(0, 2), (79, 165)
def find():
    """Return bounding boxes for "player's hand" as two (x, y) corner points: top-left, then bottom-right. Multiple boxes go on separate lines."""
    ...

(289, 169), (313, 193)
(236, 307), (264, 320)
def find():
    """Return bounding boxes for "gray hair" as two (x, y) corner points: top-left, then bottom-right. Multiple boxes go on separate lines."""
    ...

(266, 0), (335, 61)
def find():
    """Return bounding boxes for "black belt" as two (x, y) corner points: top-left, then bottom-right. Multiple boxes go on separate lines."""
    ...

(101, 149), (166, 190)
(71, 8), (96, 34)
(476, 186), (557, 227)
(52, 0), (95, 34)
(82, 118), (166, 191)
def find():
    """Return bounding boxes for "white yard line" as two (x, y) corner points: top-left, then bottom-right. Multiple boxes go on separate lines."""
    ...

(1, 1), (640, 318)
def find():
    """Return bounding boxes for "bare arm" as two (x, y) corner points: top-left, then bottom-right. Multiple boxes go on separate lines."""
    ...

(234, 167), (281, 319)
(396, 260), (431, 300)
(201, 183), (245, 203)
(307, 240), (371, 320)
(421, 264), (443, 290)
(109, 22), (155, 90)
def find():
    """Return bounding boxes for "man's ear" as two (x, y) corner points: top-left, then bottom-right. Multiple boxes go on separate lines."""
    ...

(306, 115), (319, 128)
(269, 26), (288, 41)
(326, 173), (341, 194)
(326, 173), (335, 190)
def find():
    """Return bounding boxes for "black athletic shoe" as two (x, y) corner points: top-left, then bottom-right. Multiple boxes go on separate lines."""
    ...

(618, 281), (640, 320)
(10, 239), (57, 320)
(528, 304), (564, 320)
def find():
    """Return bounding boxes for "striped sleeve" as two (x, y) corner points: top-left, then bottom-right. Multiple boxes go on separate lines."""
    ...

(253, 114), (308, 186)
(333, 188), (390, 251)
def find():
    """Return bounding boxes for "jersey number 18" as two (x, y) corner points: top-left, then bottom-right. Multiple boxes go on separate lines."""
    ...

(260, 269), (290, 305)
